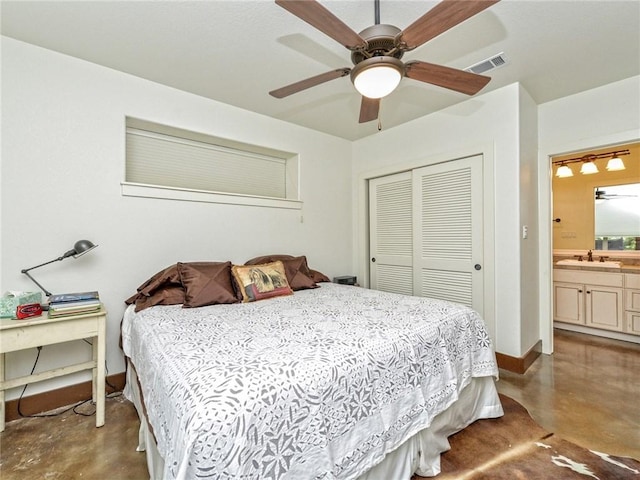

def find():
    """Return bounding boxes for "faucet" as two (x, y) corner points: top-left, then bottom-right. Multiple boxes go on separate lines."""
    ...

(587, 250), (593, 262)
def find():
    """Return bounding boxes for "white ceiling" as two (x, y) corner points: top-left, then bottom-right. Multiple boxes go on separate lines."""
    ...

(2, 0), (639, 141)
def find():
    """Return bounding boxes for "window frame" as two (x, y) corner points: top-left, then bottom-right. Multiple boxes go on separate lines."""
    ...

(121, 118), (301, 210)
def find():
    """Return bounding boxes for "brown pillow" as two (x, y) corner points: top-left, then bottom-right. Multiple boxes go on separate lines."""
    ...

(133, 286), (186, 312)
(281, 256), (317, 290)
(309, 268), (330, 283)
(139, 264), (182, 296)
(232, 261), (293, 303)
(244, 254), (318, 290)
(178, 262), (239, 308)
(125, 264), (186, 311)
(244, 254), (294, 265)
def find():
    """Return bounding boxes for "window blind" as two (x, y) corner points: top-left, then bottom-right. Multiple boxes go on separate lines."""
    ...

(126, 128), (287, 199)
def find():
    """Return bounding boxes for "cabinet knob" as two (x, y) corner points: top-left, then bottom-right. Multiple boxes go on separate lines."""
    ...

(371, 258), (376, 263)
(578, 290), (583, 293)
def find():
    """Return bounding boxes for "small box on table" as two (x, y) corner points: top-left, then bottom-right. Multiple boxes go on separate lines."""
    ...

(0, 291), (43, 319)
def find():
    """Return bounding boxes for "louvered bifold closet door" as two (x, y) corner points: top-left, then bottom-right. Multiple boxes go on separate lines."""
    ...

(369, 171), (413, 295)
(413, 156), (483, 311)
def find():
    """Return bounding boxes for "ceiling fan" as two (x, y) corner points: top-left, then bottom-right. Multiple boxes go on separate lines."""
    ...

(595, 189), (638, 201)
(269, 0), (500, 123)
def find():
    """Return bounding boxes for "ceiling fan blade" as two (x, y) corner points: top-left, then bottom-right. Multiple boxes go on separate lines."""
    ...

(359, 96), (380, 123)
(269, 68), (350, 98)
(400, 0), (500, 50)
(275, 0), (366, 50)
(405, 61), (491, 95)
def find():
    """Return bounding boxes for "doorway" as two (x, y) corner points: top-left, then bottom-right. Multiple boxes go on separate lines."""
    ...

(541, 140), (640, 352)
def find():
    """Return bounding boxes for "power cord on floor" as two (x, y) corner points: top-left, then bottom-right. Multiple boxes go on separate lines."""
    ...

(16, 343), (122, 420)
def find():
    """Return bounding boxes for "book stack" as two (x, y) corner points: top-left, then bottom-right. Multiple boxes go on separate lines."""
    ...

(48, 291), (102, 318)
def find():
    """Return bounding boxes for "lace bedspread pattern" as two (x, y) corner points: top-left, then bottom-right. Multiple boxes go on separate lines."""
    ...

(121, 283), (498, 480)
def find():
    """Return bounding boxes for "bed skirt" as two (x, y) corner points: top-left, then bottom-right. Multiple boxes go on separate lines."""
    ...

(125, 365), (502, 480)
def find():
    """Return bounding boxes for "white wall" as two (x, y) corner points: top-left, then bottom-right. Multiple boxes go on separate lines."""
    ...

(518, 85), (540, 353)
(352, 83), (533, 358)
(537, 75), (640, 353)
(1, 37), (353, 400)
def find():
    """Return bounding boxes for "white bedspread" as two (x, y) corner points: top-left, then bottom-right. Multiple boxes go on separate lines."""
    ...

(121, 283), (499, 480)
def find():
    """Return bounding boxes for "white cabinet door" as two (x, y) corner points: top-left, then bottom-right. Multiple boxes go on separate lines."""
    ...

(585, 285), (624, 332)
(413, 156), (483, 311)
(554, 282), (584, 324)
(626, 311), (640, 335)
(369, 171), (413, 295)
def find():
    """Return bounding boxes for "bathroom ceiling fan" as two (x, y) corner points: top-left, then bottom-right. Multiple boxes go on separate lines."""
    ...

(595, 189), (638, 201)
(269, 0), (500, 123)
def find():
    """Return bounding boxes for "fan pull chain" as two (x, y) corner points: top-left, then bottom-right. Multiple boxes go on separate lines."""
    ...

(378, 118), (382, 131)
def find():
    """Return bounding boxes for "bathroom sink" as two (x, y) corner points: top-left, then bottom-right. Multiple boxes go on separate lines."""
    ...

(556, 259), (622, 268)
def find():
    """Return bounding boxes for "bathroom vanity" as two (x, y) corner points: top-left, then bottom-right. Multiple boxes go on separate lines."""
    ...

(553, 260), (640, 341)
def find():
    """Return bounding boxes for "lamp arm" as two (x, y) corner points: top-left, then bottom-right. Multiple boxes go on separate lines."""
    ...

(21, 270), (53, 297)
(20, 256), (66, 297)
(21, 256), (66, 273)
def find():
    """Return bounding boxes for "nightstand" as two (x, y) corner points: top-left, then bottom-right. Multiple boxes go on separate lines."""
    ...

(334, 275), (358, 286)
(0, 308), (106, 432)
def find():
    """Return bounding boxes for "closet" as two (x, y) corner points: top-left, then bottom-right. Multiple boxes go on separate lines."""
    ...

(369, 155), (485, 314)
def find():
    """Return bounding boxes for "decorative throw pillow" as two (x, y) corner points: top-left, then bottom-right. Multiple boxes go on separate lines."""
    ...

(178, 261), (239, 308)
(231, 261), (294, 303)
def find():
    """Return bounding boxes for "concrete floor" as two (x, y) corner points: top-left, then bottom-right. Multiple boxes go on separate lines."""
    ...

(497, 328), (640, 460)
(1, 329), (638, 479)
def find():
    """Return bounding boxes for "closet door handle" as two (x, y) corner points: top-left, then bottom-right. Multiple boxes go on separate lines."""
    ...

(474, 264), (482, 271)
(371, 258), (376, 263)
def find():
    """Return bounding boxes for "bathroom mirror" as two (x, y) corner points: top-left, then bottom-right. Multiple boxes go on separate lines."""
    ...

(594, 183), (640, 250)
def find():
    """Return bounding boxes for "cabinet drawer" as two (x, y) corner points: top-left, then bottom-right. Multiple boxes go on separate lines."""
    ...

(553, 269), (623, 287)
(626, 289), (640, 312)
(625, 274), (640, 290)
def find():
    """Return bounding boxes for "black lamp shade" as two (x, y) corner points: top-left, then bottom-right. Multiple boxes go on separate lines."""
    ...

(72, 239), (98, 257)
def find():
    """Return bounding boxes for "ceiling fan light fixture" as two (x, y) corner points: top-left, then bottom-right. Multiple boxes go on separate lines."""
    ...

(580, 160), (599, 175)
(351, 57), (404, 99)
(606, 156), (625, 171)
(556, 164), (573, 178)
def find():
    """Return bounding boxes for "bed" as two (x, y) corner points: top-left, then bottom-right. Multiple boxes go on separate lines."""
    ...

(121, 257), (503, 480)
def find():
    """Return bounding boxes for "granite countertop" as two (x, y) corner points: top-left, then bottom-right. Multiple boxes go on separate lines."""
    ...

(554, 263), (640, 274)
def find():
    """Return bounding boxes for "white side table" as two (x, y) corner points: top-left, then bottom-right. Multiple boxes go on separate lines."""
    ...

(0, 308), (106, 432)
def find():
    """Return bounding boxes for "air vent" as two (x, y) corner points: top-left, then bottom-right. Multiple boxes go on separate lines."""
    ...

(465, 53), (507, 75)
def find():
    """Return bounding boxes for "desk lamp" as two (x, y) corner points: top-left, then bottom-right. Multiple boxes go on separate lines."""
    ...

(21, 239), (98, 297)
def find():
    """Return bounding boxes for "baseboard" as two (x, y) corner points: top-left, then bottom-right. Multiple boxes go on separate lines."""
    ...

(496, 339), (542, 374)
(4, 372), (126, 424)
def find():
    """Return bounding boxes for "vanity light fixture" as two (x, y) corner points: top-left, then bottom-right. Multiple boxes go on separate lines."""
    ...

(580, 159), (599, 175)
(555, 164), (573, 178)
(552, 148), (631, 178)
(606, 155), (625, 171)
